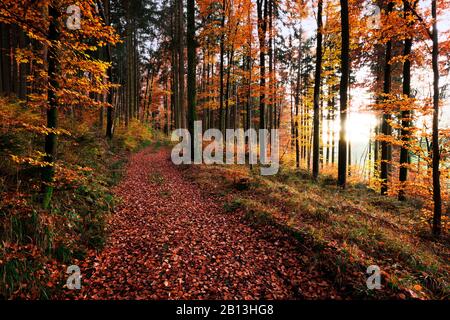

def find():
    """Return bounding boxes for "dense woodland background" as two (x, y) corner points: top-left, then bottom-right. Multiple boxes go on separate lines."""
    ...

(0, 0), (449, 300)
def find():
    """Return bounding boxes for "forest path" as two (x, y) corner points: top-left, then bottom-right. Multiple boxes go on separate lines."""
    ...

(78, 146), (338, 299)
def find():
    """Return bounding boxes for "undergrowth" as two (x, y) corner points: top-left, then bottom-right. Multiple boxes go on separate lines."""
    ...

(186, 162), (450, 300)
(0, 101), (154, 299)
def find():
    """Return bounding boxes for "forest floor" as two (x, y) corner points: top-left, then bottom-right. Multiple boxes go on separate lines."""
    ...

(69, 145), (342, 299)
(65, 144), (449, 300)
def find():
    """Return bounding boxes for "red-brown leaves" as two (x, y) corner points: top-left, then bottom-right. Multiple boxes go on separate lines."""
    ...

(67, 147), (339, 300)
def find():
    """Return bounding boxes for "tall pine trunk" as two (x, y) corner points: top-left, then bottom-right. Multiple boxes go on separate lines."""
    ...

(257, 0), (267, 130)
(338, 0), (349, 188)
(219, 0), (226, 132)
(1, 23), (11, 95)
(172, 2), (180, 129)
(295, 30), (302, 169)
(268, 0), (274, 131)
(431, 0), (442, 236)
(187, 0), (196, 160)
(178, 0), (186, 129)
(312, 0), (323, 179)
(380, 2), (393, 195)
(100, 0), (114, 139)
(246, 7), (252, 168)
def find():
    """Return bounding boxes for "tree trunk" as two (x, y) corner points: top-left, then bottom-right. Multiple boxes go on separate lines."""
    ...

(338, 0), (349, 188)
(268, 0), (274, 131)
(1, 23), (11, 96)
(312, 0), (323, 180)
(42, 5), (60, 209)
(431, 0), (442, 236)
(125, 3), (132, 126)
(329, 93), (336, 165)
(257, 0), (268, 130)
(225, 50), (234, 130)
(246, 7), (252, 166)
(172, 1), (180, 129)
(219, 0), (226, 132)
(18, 30), (28, 99)
(187, 0), (196, 160)
(295, 31), (302, 169)
(398, 0), (416, 200)
(380, 2), (393, 195)
(103, 0), (114, 139)
(326, 86), (332, 165)
(178, 0), (186, 129)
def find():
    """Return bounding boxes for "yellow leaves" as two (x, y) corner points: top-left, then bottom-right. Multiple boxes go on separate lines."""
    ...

(20, 123), (72, 137)
(1, 0), (120, 118)
(115, 120), (153, 151)
(389, 54), (411, 65)
(15, 55), (29, 64)
(10, 154), (54, 168)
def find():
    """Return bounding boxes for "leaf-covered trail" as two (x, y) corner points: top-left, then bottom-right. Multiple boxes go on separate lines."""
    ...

(77, 147), (339, 299)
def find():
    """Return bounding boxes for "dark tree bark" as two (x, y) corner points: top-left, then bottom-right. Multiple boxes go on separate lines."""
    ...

(172, 1), (180, 129)
(257, 0), (268, 130)
(246, 7), (252, 169)
(380, 1), (394, 195)
(178, 0), (186, 128)
(95, 0), (114, 139)
(326, 92), (331, 165)
(42, 5), (60, 209)
(398, 0), (416, 200)
(125, 2), (132, 126)
(187, 0), (197, 160)
(206, 58), (211, 130)
(246, 52), (252, 135)
(225, 50), (235, 129)
(338, 0), (349, 188)
(1, 23), (11, 96)
(431, 0), (442, 236)
(219, 0), (226, 132)
(18, 29), (28, 99)
(295, 31), (302, 169)
(268, 0), (274, 131)
(0, 24), (2, 94)
(312, 0), (323, 180)
(331, 97), (336, 164)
